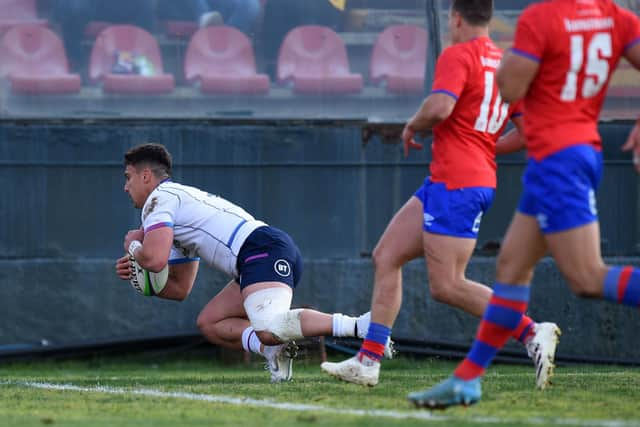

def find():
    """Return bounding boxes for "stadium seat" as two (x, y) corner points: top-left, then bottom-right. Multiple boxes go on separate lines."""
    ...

(0, 0), (47, 36)
(369, 25), (428, 94)
(184, 26), (269, 94)
(277, 25), (363, 94)
(89, 25), (175, 94)
(0, 24), (81, 94)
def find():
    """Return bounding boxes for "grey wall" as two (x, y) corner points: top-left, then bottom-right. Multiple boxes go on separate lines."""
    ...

(1, 119), (638, 360)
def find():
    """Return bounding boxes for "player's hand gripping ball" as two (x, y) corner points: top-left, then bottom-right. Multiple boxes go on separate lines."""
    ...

(129, 257), (169, 296)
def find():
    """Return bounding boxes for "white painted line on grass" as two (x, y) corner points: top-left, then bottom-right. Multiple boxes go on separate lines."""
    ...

(3, 381), (639, 427)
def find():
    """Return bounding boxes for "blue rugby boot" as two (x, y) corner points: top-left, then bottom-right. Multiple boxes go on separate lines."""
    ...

(408, 376), (481, 409)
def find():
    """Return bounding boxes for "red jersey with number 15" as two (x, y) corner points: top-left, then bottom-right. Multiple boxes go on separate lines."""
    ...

(512, 0), (640, 160)
(430, 36), (522, 190)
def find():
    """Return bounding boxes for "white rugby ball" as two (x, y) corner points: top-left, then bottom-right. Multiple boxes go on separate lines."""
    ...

(129, 256), (169, 296)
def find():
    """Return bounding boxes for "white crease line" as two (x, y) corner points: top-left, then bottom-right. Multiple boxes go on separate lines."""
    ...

(3, 381), (640, 427)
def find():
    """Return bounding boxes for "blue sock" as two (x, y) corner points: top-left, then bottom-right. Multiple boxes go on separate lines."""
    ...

(603, 266), (640, 307)
(358, 322), (391, 361)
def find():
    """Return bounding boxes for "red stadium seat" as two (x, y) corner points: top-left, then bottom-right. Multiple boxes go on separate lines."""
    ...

(370, 25), (428, 94)
(0, 24), (80, 94)
(0, 0), (47, 36)
(89, 25), (175, 94)
(185, 26), (269, 94)
(277, 25), (363, 94)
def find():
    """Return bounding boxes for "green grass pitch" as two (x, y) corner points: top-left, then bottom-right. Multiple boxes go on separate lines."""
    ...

(0, 352), (639, 427)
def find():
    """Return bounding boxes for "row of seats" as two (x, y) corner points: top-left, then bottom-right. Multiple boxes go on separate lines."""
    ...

(0, 23), (428, 95)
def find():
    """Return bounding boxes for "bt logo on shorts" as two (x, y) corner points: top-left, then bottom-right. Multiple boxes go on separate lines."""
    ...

(274, 259), (291, 277)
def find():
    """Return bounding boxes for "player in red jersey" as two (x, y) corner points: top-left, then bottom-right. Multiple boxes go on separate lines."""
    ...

(321, 0), (559, 389)
(410, 0), (640, 410)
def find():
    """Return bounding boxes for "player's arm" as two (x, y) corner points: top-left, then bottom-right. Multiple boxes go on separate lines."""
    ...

(402, 93), (456, 157)
(621, 42), (640, 173)
(125, 227), (173, 273)
(495, 114), (526, 155)
(496, 50), (539, 103)
(157, 260), (199, 301)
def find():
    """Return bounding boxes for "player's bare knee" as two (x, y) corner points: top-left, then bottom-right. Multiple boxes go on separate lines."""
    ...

(428, 275), (456, 304)
(195, 311), (210, 333)
(372, 245), (400, 272)
(564, 271), (603, 299)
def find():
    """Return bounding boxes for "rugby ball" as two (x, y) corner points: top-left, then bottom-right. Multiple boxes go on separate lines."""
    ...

(129, 256), (169, 296)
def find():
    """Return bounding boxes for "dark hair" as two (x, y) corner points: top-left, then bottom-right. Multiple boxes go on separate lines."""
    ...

(452, 0), (493, 26)
(124, 143), (172, 178)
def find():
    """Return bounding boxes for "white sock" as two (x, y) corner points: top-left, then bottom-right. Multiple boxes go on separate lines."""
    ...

(332, 313), (357, 337)
(241, 326), (263, 355)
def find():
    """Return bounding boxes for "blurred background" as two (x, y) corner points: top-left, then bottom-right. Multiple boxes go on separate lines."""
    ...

(0, 0), (639, 364)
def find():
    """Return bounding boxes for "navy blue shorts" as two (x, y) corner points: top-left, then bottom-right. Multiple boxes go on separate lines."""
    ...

(236, 226), (303, 290)
(413, 177), (495, 238)
(518, 144), (602, 233)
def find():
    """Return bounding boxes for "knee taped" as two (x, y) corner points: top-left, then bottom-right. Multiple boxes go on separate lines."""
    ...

(265, 309), (304, 341)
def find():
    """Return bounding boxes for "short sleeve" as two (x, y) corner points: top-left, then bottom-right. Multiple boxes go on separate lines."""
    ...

(142, 191), (178, 234)
(430, 45), (469, 100)
(619, 6), (640, 51)
(512, 5), (547, 62)
(510, 100), (524, 118)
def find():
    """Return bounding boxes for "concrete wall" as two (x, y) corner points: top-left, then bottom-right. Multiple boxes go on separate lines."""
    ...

(1, 119), (638, 360)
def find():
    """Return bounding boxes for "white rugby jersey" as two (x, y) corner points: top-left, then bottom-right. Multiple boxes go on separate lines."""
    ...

(140, 180), (266, 277)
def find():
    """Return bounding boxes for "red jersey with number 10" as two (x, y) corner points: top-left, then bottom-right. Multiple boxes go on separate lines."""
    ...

(430, 36), (522, 190)
(512, 0), (640, 160)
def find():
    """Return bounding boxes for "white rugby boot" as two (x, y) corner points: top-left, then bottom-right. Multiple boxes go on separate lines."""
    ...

(355, 312), (396, 359)
(321, 354), (380, 387)
(526, 322), (561, 390)
(263, 341), (298, 383)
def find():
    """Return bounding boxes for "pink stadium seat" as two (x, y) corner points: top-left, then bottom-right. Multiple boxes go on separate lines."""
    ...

(185, 26), (269, 94)
(0, 24), (80, 94)
(0, 0), (47, 36)
(277, 25), (363, 94)
(370, 25), (428, 94)
(89, 25), (175, 94)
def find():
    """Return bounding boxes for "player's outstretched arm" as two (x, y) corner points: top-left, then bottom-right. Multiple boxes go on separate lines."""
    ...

(402, 93), (455, 157)
(497, 50), (539, 103)
(495, 115), (526, 155)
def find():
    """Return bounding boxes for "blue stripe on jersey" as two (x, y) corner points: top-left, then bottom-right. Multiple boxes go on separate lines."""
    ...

(226, 219), (248, 247)
(624, 37), (640, 51)
(168, 257), (200, 265)
(144, 222), (174, 233)
(510, 47), (540, 62)
(431, 89), (459, 101)
(511, 112), (523, 118)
